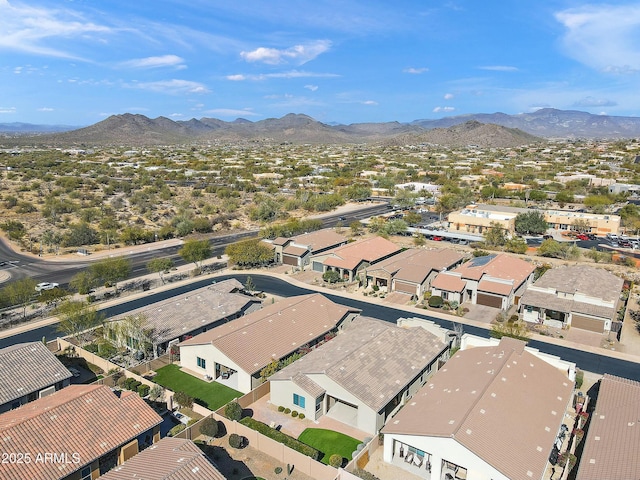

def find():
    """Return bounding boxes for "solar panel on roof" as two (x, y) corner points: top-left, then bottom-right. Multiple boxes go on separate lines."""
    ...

(468, 254), (496, 267)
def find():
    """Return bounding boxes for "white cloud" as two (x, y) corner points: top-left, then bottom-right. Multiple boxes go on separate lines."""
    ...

(556, 5), (640, 73)
(478, 65), (519, 72)
(0, 106), (16, 114)
(304, 84), (319, 91)
(572, 96), (617, 108)
(226, 70), (339, 81)
(120, 55), (186, 69)
(0, 0), (114, 59)
(403, 67), (429, 74)
(204, 108), (261, 117)
(361, 100), (378, 106)
(126, 79), (210, 94)
(37, 107), (54, 111)
(433, 106), (455, 113)
(240, 40), (331, 65)
(444, 93), (454, 100)
(169, 113), (184, 117)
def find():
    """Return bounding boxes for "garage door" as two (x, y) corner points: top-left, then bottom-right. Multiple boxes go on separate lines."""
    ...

(312, 261), (324, 272)
(476, 293), (503, 308)
(571, 314), (604, 333)
(394, 281), (416, 295)
(283, 255), (298, 266)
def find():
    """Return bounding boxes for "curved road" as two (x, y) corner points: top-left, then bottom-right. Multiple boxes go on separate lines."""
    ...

(2, 274), (639, 381)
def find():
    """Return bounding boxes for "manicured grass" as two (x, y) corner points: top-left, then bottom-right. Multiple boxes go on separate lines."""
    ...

(153, 364), (242, 411)
(298, 428), (361, 465)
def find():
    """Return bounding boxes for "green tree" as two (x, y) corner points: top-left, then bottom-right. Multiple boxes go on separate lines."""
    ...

(383, 219), (408, 236)
(322, 270), (341, 284)
(146, 257), (174, 285)
(56, 300), (104, 345)
(537, 239), (580, 260)
(37, 287), (68, 306)
(179, 239), (212, 269)
(173, 391), (194, 409)
(0, 220), (26, 241)
(504, 237), (528, 254)
(225, 238), (272, 267)
(349, 221), (363, 236)
(514, 211), (548, 235)
(90, 256), (131, 289)
(225, 401), (243, 421)
(199, 417), (219, 440)
(555, 190), (574, 207)
(245, 275), (256, 293)
(404, 211), (422, 226)
(571, 218), (591, 233)
(70, 271), (95, 295)
(260, 359), (280, 381)
(2, 278), (37, 318)
(484, 221), (507, 248)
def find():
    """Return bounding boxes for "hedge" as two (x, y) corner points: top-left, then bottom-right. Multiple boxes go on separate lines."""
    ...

(239, 417), (320, 460)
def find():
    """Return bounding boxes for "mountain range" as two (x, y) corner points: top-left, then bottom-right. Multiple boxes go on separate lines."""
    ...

(2, 108), (640, 147)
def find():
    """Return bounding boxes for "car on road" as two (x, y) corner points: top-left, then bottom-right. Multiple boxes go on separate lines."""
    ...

(337, 216), (347, 221)
(35, 282), (59, 292)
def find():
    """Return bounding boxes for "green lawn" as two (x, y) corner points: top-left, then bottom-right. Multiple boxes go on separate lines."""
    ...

(298, 428), (361, 465)
(153, 364), (242, 411)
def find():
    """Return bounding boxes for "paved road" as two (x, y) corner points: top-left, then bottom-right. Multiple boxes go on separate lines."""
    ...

(3, 274), (640, 381)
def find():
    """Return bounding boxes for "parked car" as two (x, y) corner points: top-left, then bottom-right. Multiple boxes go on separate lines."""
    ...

(433, 236), (444, 241)
(542, 234), (553, 240)
(35, 282), (59, 292)
(576, 234), (589, 241)
(619, 239), (632, 248)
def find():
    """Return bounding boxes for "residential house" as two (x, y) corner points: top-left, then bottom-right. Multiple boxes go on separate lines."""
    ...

(97, 437), (225, 480)
(264, 229), (348, 267)
(310, 236), (402, 281)
(365, 248), (464, 298)
(0, 341), (72, 413)
(382, 337), (574, 480)
(520, 265), (624, 333)
(576, 374), (640, 480)
(0, 384), (162, 480)
(104, 279), (261, 358)
(270, 316), (451, 435)
(178, 294), (361, 393)
(431, 253), (535, 309)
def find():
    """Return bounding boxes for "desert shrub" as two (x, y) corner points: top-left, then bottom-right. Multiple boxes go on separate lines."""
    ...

(275, 466), (283, 474)
(284, 407), (291, 414)
(278, 405), (285, 412)
(229, 433), (243, 448)
(299, 413), (305, 419)
(329, 454), (343, 468)
(291, 410), (298, 417)
(137, 384), (150, 397)
(575, 369), (584, 389)
(116, 376), (128, 388)
(352, 468), (382, 480)
(428, 295), (444, 308)
(225, 401), (243, 421)
(168, 423), (186, 437)
(199, 417), (219, 438)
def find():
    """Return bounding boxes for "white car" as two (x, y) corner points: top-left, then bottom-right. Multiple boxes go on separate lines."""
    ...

(35, 282), (59, 292)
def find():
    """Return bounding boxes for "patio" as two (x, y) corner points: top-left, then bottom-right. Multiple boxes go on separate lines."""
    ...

(247, 394), (370, 442)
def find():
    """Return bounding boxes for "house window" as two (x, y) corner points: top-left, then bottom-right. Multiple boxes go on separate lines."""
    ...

(293, 393), (306, 408)
(526, 305), (533, 313)
(315, 396), (322, 413)
(197, 357), (206, 369)
(80, 466), (92, 480)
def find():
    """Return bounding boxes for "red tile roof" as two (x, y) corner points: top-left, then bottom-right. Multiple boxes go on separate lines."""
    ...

(179, 294), (360, 374)
(453, 253), (534, 286)
(98, 437), (225, 480)
(431, 272), (466, 292)
(0, 385), (162, 480)
(383, 338), (574, 480)
(321, 236), (401, 270)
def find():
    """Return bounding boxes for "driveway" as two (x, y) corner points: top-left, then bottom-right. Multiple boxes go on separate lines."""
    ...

(462, 304), (501, 324)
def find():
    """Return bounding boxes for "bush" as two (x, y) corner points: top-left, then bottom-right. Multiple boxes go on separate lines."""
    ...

(137, 384), (150, 397)
(428, 295), (444, 308)
(116, 376), (128, 388)
(352, 468), (382, 480)
(278, 405), (285, 412)
(174, 391), (194, 409)
(291, 410), (298, 417)
(240, 417), (320, 460)
(275, 466), (283, 474)
(168, 423), (186, 437)
(199, 417), (219, 438)
(225, 401), (243, 421)
(575, 369), (584, 389)
(329, 454), (343, 468)
(298, 413), (305, 420)
(229, 433), (243, 448)
(284, 407), (291, 414)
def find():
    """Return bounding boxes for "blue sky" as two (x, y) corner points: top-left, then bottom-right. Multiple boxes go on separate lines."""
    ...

(2, 0), (640, 125)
